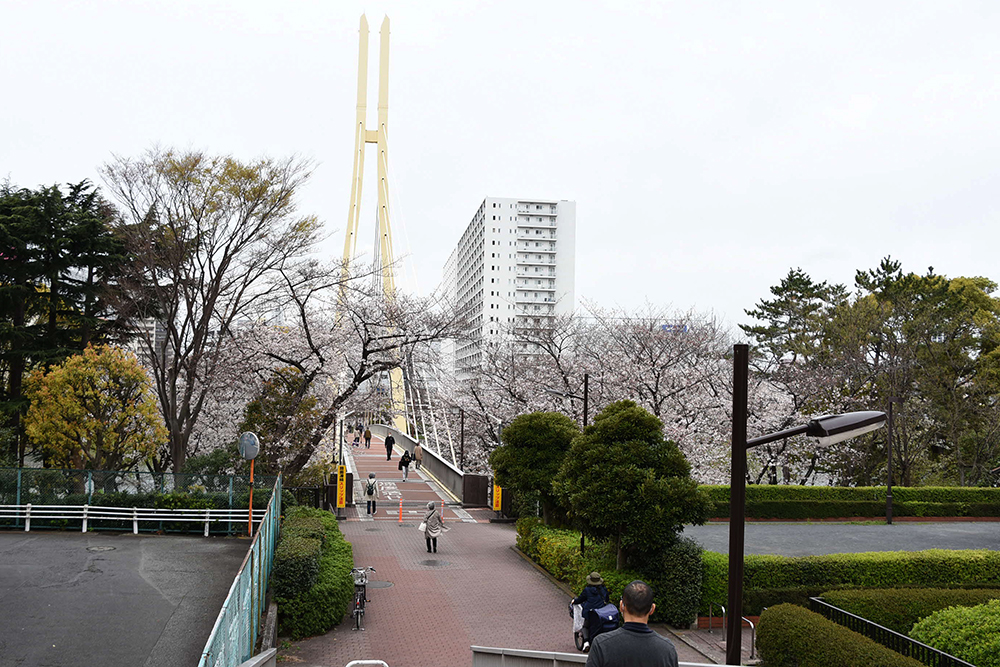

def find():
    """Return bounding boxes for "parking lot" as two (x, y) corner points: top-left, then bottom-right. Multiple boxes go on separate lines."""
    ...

(0, 531), (248, 667)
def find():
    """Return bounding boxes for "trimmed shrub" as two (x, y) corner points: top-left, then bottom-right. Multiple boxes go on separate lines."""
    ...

(822, 587), (1000, 634)
(909, 599), (1000, 667)
(271, 535), (322, 599)
(515, 518), (703, 626)
(652, 537), (702, 626)
(757, 603), (925, 667)
(275, 507), (354, 639)
(701, 484), (1000, 519)
(700, 549), (727, 615)
(702, 549), (1000, 615)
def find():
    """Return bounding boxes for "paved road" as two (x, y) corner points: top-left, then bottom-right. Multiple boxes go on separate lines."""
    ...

(0, 531), (248, 667)
(683, 520), (1000, 556)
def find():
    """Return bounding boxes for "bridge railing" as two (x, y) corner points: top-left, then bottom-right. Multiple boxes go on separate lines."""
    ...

(198, 475), (282, 667)
(369, 424), (466, 501)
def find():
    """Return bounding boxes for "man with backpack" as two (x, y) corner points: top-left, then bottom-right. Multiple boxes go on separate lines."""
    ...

(364, 472), (380, 515)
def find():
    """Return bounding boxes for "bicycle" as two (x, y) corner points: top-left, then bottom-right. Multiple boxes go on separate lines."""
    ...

(351, 566), (376, 631)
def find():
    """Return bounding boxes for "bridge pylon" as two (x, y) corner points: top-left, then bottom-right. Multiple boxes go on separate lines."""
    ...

(342, 15), (408, 435)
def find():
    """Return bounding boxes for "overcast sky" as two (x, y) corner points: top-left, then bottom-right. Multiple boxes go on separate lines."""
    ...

(4, 1), (1000, 330)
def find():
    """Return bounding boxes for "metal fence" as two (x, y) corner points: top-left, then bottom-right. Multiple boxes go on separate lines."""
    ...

(198, 475), (282, 667)
(0, 467), (277, 534)
(809, 597), (976, 667)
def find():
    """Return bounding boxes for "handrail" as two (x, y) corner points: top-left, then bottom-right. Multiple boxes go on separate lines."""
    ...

(471, 646), (716, 666)
(707, 602), (725, 635)
(741, 616), (756, 661)
(808, 597), (975, 667)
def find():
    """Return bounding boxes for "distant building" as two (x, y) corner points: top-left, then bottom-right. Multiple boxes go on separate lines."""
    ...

(442, 197), (576, 377)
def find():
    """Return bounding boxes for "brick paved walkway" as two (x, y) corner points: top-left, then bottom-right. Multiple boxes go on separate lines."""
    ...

(278, 432), (715, 666)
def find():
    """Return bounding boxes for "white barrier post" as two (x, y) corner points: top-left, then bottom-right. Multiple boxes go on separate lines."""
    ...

(204, 508), (211, 537)
(132, 507), (138, 534)
(82, 504), (89, 532)
(25, 503), (31, 532)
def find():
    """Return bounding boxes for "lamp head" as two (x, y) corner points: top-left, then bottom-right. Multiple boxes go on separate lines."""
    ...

(807, 411), (887, 446)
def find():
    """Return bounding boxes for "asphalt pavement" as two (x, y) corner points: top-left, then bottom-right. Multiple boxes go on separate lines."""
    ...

(0, 531), (248, 667)
(683, 520), (1000, 556)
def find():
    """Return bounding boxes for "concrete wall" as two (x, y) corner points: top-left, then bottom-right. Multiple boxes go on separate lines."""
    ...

(369, 424), (465, 502)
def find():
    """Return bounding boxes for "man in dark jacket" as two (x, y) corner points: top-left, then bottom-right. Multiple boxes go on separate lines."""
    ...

(385, 433), (395, 461)
(585, 580), (678, 667)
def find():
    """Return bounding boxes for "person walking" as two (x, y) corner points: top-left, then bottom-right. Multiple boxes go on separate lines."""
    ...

(363, 427), (372, 448)
(364, 472), (380, 516)
(398, 449), (412, 481)
(585, 580), (678, 667)
(413, 442), (423, 470)
(572, 572), (610, 650)
(422, 501), (446, 553)
(385, 432), (395, 461)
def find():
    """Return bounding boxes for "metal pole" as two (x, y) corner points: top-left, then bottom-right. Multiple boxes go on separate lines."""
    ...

(887, 399), (896, 525)
(338, 417), (344, 519)
(459, 408), (465, 470)
(583, 373), (589, 427)
(248, 459), (255, 538)
(726, 344), (749, 665)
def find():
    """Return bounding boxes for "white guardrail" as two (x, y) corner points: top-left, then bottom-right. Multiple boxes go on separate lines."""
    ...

(471, 646), (718, 666)
(0, 504), (266, 536)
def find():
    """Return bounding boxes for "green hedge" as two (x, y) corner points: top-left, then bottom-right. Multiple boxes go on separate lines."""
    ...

(757, 604), (925, 667)
(271, 535), (322, 599)
(701, 485), (1000, 519)
(821, 588), (1000, 634)
(274, 507), (354, 639)
(910, 599), (1000, 667)
(515, 517), (703, 627)
(702, 549), (1000, 616)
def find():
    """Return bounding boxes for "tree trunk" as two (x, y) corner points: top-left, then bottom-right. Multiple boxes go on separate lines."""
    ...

(615, 530), (625, 571)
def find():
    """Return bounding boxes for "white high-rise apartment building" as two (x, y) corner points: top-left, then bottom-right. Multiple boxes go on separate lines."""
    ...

(443, 197), (576, 375)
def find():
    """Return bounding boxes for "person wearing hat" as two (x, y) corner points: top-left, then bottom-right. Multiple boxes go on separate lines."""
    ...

(422, 501), (447, 553)
(572, 571), (610, 649)
(364, 472), (380, 515)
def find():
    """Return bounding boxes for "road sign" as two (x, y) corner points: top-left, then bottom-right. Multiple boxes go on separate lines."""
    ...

(237, 432), (260, 460)
(337, 465), (347, 509)
(492, 484), (502, 512)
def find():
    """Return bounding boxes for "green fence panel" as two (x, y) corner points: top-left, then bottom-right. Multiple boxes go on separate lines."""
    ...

(198, 476), (282, 667)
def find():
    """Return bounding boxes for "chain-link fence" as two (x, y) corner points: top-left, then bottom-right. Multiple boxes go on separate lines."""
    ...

(0, 467), (281, 534)
(198, 476), (281, 667)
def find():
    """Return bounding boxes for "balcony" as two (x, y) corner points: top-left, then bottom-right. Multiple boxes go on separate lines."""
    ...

(516, 218), (556, 227)
(516, 257), (556, 266)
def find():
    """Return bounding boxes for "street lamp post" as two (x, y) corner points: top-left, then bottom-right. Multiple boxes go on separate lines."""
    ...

(886, 397), (901, 525)
(726, 344), (887, 665)
(542, 372), (590, 427)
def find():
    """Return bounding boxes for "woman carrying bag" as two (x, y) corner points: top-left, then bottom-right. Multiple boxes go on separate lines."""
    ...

(419, 501), (447, 553)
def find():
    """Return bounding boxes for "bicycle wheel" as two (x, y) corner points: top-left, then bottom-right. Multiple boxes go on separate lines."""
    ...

(354, 592), (363, 630)
(575, 631), (585, 651)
